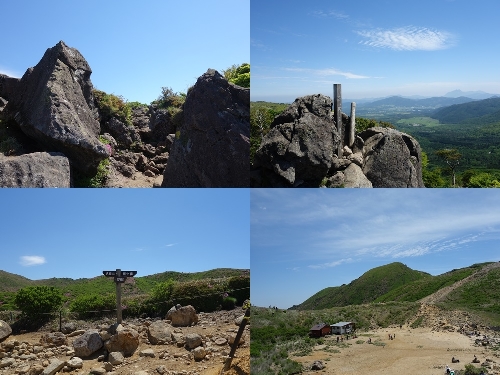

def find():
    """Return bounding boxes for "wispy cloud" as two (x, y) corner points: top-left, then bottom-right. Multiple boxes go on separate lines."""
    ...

(20, 256), (46, 266)
(310, 10), (349, 20)
(284, 67), (371, 79)
(357, 26), (456, 51)
(309, 258), (353, 269)
(165, 243), (177, 247)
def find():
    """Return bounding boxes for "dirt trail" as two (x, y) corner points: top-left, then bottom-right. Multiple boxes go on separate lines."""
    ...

(419, 262), (500, 305)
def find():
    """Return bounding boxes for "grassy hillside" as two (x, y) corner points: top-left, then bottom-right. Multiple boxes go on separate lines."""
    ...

(0, 268), (249, 312)
(374, 265), (482, 303)
(294, 262), (430, 310)
(432, 97), (500, 124)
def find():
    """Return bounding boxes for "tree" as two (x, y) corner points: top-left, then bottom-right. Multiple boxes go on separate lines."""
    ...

(436, 149), (461, 187)
(15, 286), (63, 318)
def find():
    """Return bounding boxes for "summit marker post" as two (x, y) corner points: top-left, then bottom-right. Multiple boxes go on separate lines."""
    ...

(103, 269), (137, 324)
(333, 84), (343, 157)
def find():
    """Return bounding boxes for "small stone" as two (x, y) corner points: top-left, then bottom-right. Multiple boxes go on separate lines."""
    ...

(108, 351), (124, 365)
(139, 348), (155, 358)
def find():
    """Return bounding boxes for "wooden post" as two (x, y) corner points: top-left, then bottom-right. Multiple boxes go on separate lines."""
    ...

(116, 269), (122, 324)
(333, 84), (343, 157)
(349, 102), (356, 147)
(223, 308), (250, 371)
(59, 310), (62, 332)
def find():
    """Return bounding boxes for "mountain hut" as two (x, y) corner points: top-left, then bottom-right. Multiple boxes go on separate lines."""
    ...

(309, 323), (331, 337)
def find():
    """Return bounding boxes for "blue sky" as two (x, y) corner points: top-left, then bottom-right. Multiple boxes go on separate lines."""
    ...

(0, 189), (249, 280)
(0, 0), (249, 104)
(251, 189), (500, 309)
(251, 0), (500, 102)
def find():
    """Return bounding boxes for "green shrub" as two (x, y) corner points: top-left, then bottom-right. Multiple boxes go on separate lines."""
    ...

(227, 274), (250, 305)
(155, 87), (186, 110)
(171, 279), (225, 313)
(222, 297), (237, 310)
(15, 286), (63, 317)
(0, 137), (22, 155)
(93, 89), (132, 126)
(464, 363), (487, 375)
(70, 293), (115, 319)
(223, 63), (250, 88)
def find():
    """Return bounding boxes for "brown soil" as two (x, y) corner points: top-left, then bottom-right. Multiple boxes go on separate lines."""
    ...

(105, 169), (163, 188)
(292, 322), (500, 375)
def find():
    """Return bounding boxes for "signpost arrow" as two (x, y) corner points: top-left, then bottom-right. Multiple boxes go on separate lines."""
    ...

(103, 271), (117, 277)
(121, 271), (137, 277)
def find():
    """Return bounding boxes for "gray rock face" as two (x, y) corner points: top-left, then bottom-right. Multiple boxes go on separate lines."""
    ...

(105, 117), (141, 148)
(73, 329), (103, 357)
(254, 94), (340, 187)
(166, 305), (198, 327)
(147, 321), (173, 345)
(0, 152), (70, 187)
(162, 69), (249, 187)
(0, 74), (20, 101)
(0, 320), (12, 341)
(360, 127), (424, 187)
(4, 41), (108, 172)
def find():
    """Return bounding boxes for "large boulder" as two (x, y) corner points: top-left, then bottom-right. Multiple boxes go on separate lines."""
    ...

(0, 152), (70, 187)
(0, 320), (11, 341)
(359, 127), (424, 187)
(166, 305), (198, 327)
(104, 326), (139, 356)
(161, 69), (249, 187)
(40, 332), (68, 347)
(0, 74), (20, 102)
(4, 41), (108, 172)
(253, 94), (340, 187)
(73, 329), (103, 357)
(147, 320), (174, 345)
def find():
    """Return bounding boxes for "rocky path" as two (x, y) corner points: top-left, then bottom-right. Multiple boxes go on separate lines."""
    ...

(419, 262), (500, 305)
(0, 310), (249, 375)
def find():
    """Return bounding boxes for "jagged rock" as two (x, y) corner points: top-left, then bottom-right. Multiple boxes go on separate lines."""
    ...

(193, 346), (206, 361)
(0, 358), (14, 368)
(139, 348), (155, 357)
(311, 360), (325, 371)
(253, 94), (340, 187)
(162, 69), (249, 187)
(108, 351), (124, 365)
(28, 364), (44, 375)
(40, 332), (68, 347)
(73, 329), (103, 357)
(0, 152), (70, 187)
(131, 106), (151, 138)
(147, 321), (173, 345)
(0, 74), (20, 101)
(0, 321), (11, 342)
(360, 127), (424, 187)
(41, 359), (65, 375)
(3, 41), (108, 172)
(61, 322), (77, 334)
(185, 333), (202, 350)
(105, 117), (141, 148)
(166, 305), (198, 327)
(66, 357), (83, 369)
(104, 327), (139, 356)
(149, 107), (175, 143)
(343, 163), (373, 188)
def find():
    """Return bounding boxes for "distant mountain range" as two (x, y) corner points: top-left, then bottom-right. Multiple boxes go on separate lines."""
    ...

(444, 89), (499, 100)
(290, 261), (500, 314)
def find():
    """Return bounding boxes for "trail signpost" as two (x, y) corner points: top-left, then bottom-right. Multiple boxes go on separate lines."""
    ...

(103, 269), (137, 324)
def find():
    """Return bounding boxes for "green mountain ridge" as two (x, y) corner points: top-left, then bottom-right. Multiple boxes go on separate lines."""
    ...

(292, 262), (499, 316)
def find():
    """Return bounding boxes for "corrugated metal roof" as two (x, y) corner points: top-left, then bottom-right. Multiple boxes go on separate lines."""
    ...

(331, 321), (353, 327)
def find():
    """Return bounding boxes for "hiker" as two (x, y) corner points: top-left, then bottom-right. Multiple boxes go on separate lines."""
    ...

(446, 365), (451, 374)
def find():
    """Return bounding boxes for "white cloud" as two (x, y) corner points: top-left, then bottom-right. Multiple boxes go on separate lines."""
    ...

(165, 243), (177, 247)
(357, 26), (456, 51)
(284, 67), (370, 79)
(309, 258), (353, 269)
(20, 256), (46, 266)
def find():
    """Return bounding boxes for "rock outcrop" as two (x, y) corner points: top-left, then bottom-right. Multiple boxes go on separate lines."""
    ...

(359, 127), (424, 187)
(252, 94), (424, 188)
(0, 152), (70, 187)
(161, 69), (249, 187)
(3, 41), (108, 172)
(253, 94), (340, 187)
(72, 330), (103, 357)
